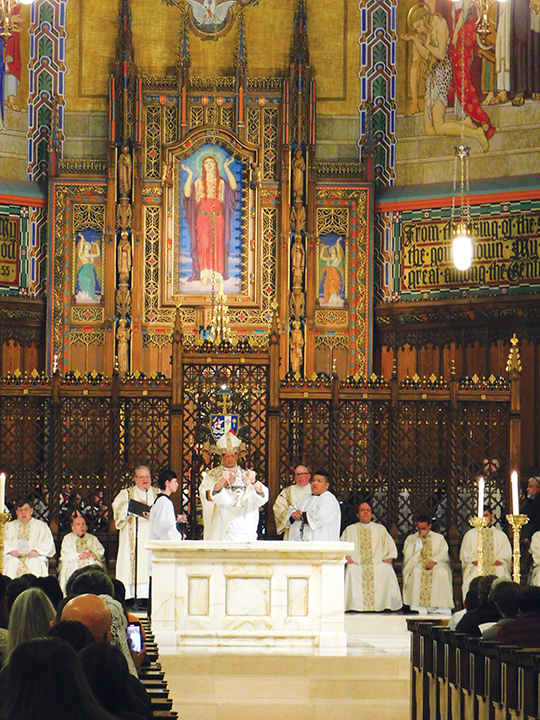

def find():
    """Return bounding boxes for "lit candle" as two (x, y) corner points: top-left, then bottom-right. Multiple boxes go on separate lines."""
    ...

(0, 472), (5, 513)
(477, 476), (485, 518)
(511, 471), (520, 516)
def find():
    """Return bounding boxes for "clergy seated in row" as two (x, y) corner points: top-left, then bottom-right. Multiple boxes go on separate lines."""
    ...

(3, 500), (55, 580)
(273, 465), (313, 539)
(402, 514), (454, 614)
(341, 501), (402, 613)
(529, 530), (540, 586)
(459, 506), (512, 598)
(286, 471), (341, 542)
(57, 512), (106, 593)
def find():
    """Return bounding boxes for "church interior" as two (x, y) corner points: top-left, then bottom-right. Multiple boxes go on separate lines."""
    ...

(1, 0), (540, 717)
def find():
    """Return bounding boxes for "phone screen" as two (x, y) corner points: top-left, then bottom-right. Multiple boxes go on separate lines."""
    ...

(127, 623), (142, 653)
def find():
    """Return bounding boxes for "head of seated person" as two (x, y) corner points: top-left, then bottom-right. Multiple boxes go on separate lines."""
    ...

(517, 585), (540, 616)
(5, 575), (34, 615)
(478, 574), (498, 607)
(66, 567), (114, 598)
(490, 580), (520, 619)
(61, 593), (111, 644)
(0, 636), (117, 720)
(48, 619), (95, 653)
(464, 575), (482, 611)
(79, 643), (146, 719)
(30, 575), (63, 611)
(7, 587), (56, 659)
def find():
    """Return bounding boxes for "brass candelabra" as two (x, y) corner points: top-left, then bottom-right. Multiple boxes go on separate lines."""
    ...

(469, 515), (490, 575)
(506, 514), (528, 583)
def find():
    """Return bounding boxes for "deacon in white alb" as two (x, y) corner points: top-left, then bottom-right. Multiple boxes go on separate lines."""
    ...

(460, 506), (512, 597)
(402, 515), (454, 612)
(112, 465), (156, 600)
(287, 471), (341, 542)
(341, 501), (402, 612)
(148, 469), (184, 575)
(4, 499), (56, 579)
(210, 431), (269, 541)
(273, 465), (312, 539)
(58, 512), (106, 591)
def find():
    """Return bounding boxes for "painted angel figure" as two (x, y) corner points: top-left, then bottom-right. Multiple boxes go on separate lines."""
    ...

(320, 237), (345, 306)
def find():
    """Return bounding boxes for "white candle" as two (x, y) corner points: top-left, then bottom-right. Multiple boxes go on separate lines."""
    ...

(477, 476), (485, 518)
(511, 471), (520, 516)
(0, 473), (5, 513)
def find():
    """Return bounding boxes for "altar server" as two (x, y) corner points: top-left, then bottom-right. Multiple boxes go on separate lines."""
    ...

(287, 471), (341, 542)
(147, 469), (184, 575)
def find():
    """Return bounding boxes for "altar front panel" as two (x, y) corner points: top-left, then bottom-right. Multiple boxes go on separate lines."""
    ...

(149, 541), (353, 654)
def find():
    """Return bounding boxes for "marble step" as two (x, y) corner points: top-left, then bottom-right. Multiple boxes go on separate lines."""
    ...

(162, 654), (410, 720)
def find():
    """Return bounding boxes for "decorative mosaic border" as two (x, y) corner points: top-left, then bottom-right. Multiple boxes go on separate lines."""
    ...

(357, 0), (397, 187)
(27, 0), (68, 183)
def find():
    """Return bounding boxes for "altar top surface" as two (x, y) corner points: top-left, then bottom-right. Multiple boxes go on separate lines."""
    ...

(147, 540), (354, 561)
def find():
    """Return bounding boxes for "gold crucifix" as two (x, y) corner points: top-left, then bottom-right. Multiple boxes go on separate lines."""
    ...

(217, 393), (233, 414)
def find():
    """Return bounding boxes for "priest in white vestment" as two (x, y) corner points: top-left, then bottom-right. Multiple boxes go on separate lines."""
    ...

(148, 469), (184, 575)
(58, 512), (106, 591)
(112, 465), (155, 600)
(528, 531), (540, 586)
(287, 472), (341, 542)
(402, 515), (454, 612)
(273, 465), (312, 538)
(341, 501), (402, 612)
(210, 433), (269, 541)
(460, 507), (512, 597)
(4, 500), (55, 579)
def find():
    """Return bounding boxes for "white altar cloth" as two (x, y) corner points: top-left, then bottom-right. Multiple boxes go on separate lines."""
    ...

(147, 540), (353, 654)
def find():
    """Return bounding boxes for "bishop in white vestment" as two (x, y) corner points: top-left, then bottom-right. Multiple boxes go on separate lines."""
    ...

(402, 515), (454, 611)
(460, 508), (512, 597)
(4, 501), (55, 579)
(287, 472), (341, 542)
(112, 466), (155, 600)
(341, 502), (402, 612)
(58, 513), (106, 591)
(273, 465), (312, 538)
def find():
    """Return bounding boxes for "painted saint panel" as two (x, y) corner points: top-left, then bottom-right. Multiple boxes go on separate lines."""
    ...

(73, 230), (103, 305)
(318, 233), (347, 308)
(177, 145), (242, 295)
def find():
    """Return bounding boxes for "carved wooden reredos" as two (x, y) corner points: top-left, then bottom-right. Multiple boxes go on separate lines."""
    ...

(49, 0), (371, 381)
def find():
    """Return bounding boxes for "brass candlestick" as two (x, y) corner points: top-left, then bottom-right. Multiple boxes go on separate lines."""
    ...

(469, 515), (490, 575)
(0, 511), (11, 575)
(506, 514), (528, 583)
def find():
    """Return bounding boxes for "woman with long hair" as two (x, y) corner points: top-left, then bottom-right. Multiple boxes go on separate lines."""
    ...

(6, 587), (55, 660)
(0, 637), (118, 720)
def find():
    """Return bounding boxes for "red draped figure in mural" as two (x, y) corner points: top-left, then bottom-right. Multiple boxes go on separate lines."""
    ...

(182, 155), (239, 287)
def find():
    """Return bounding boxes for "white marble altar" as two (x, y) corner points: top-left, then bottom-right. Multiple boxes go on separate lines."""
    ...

(147, 540), (354, 654)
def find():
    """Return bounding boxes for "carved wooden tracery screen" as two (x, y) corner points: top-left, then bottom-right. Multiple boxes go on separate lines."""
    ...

(180, 358), (269, 538)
